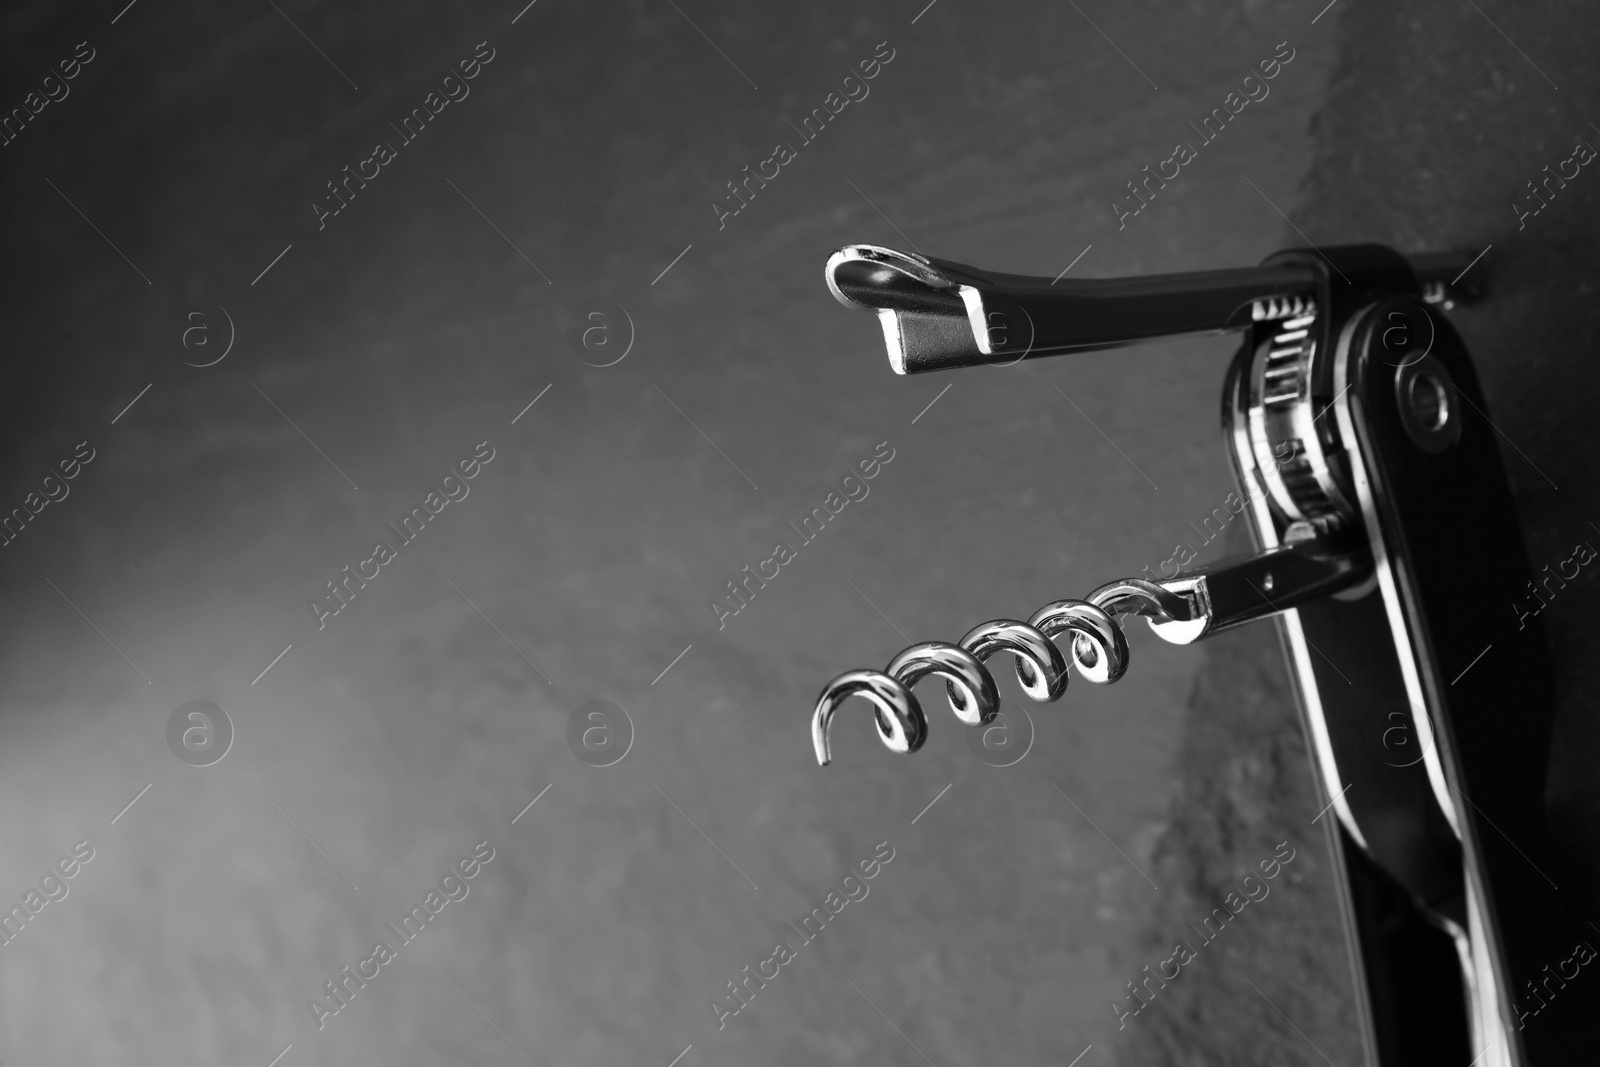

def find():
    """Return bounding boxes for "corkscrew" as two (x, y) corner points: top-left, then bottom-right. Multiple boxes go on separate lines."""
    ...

(812, 539), (1365, 765)
(811, 242), (1584, 1064)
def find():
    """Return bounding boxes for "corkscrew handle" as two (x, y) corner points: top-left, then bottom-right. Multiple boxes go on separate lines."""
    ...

(825, 244), (1485, 374)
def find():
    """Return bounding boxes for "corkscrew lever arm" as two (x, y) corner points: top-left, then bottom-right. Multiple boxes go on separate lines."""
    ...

(811, 536), (1369, 765)
(825, 244), (1484, 375)
(1145, 534), (1372, 643)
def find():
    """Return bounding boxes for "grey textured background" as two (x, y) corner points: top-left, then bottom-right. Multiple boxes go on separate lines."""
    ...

(0, 1), (1591, 1065)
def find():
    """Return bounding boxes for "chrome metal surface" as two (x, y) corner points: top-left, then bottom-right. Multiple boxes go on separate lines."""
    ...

(1393, 355), (1462, 455)
(1027, 598), (1126, 685)
(811, 542), (1368, 764)
(810, 642), (999, 766)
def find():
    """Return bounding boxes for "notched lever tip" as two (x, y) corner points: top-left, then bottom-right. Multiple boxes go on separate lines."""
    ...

(825, 245), (984, 374)
(824, 245), (961, 314)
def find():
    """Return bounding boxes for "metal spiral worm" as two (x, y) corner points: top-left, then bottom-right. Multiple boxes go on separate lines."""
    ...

(811, 578), (1200, 765)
